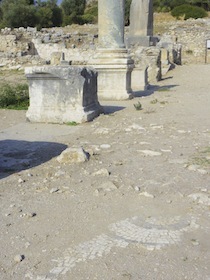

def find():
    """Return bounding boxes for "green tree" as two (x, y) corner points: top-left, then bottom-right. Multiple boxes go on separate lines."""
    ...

(153, 0), (210, 11)
(81, 0), (132, 25)
(61, 0), (86, 25)
(0, 0), (37, 28)
(82, 0), (98, 24)
(36, 0), (62, 29)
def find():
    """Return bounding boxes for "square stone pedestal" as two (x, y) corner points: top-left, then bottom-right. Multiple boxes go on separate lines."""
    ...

(25, 66), (103, 124)
(90, 49), (134, 100)
(131, 67), (148, 91)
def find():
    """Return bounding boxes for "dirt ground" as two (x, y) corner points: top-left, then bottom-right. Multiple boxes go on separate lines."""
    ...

(0, 64), (210, 280)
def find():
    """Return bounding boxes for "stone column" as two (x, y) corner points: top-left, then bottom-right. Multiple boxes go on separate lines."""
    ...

(128, 0), (157, 47)
(90, 0), (134, 100)
(98, 0), (125, 49)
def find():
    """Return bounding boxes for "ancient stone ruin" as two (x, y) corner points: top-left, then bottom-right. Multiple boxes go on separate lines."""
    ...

(128, 0), (155, 47)
(90, 0), (134, 100)
(25, 66), (103, 123)
(2, 0), (202, 123)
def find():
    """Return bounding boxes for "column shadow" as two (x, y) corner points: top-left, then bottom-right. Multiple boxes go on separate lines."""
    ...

(102, 106), (126, 115)
(133, 84), (179, 98)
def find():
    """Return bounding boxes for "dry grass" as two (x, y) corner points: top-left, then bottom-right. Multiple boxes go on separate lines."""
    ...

(0, 69), (26, 86)
(154, 12), (178, 35)
(154, 12), (176, 23)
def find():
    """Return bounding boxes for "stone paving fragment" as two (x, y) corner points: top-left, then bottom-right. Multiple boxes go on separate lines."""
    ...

(26, 214), (199, 280)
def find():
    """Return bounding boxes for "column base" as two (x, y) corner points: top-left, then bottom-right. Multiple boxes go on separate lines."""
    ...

(126, 36), (159, 47)
(90, 49), (134, 100)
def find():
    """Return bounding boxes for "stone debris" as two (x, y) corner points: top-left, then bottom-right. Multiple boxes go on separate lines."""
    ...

(191, 239), (200, 246)
(95, 181), (118, 195)
(187, 165), (208, 175)
(54, 170), (65, 177)
(133, 186), (141, 192)
(25, 212), (36, 218)
(93, 128), (110, 135)
(160, 149), (172, 153)
(92, 168), (110, 176)
(138, 150), (162, 156)
(125, 124), (146, 132)
(14, 254), (24, 263)
(18, 178), (25, 184)
(197, 169), (208, 175)
(57, 147), (89, 164)
(50, 187), (60, 194)
(139, 191), (155, 198)
(188, 193), (210, 206)
(187, 165), (200, 171)
(100, 144), (111, 149)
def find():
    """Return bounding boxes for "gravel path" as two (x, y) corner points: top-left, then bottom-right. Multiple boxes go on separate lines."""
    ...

(0, 64), (210, 280)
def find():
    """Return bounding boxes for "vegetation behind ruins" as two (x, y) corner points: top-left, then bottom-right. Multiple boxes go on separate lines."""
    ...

(0, 83), (29, 110)
(0, 0), (209, 29)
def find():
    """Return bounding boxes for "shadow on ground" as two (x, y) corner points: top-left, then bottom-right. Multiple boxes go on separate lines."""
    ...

(133, 84), (179, 98)
(0, 139), (67, 180)
(102, 105), (126, 115)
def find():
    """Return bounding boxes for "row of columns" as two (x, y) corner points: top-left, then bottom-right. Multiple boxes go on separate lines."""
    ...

(91, 0), (154, 100)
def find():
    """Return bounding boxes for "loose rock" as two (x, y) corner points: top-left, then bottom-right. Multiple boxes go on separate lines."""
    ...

(92, 168), (110, 176)
(14, 254), (24, 263)
(57, 147), (89, 164)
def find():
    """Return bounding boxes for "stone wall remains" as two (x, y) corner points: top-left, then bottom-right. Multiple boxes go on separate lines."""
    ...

(1, 18), (210, 70)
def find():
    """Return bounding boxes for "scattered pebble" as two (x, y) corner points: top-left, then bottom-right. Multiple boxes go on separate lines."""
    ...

(95, 181), (118, 194)
(191, 239), (200, 246)
(197, 169), (208, 175)
(50, 187), (59, 194)
(92, 168), (110, 176)
(138, 150), (162, 156)
(187, 165), (199, 171)
(18, 178), (24, 184)
(25, 242), (31, 248)
(100, 144), (111, 149)
(5, 213), (11, 217)
(14, 254), (24, 263)
(166, 200), (172, 204)
(25, 212), (36, 218)
(188, 193), (210, 206)
(55, 170), (65, 177)
(10, 204), (16, 208)
(134, 186), (141, 192)
(139, 191), (155, 198)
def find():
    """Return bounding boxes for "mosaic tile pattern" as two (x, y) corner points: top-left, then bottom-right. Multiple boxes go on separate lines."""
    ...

(26, 215), (199, 280)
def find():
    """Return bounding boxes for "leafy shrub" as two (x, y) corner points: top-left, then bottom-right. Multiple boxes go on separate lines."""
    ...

(171, 4), (208, 20)
(169, 0), (187, 10)
(0, 83), (29, 110)
(133, 101), (142, 111)
(81, 14), (96, 24)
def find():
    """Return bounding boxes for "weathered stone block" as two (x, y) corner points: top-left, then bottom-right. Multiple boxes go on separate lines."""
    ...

(50, 52), (63, 65)
(131, 67), (148, 91)
(25, 66), (103, 124)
